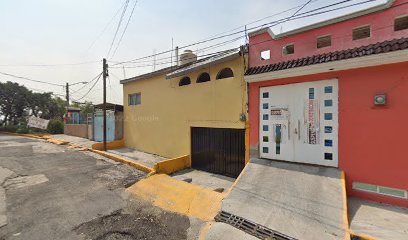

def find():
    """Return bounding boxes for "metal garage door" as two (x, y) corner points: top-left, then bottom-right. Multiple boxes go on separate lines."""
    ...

(191, 127), (245, 178)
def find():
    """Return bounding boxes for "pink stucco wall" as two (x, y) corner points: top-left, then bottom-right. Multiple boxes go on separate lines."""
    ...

(249, 0), (408, 67)
(247, 0), (408, 207)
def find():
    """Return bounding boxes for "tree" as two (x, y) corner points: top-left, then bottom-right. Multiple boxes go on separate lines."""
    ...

(0, 81), (67, 126)
(0, 81), (30, 125)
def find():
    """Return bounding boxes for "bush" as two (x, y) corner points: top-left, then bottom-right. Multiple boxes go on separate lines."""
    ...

(47, 119), (64, 134)
(0, 125), (18, 132)
(16, 127), (29, 134)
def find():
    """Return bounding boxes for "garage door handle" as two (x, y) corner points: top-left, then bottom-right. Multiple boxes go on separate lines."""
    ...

(298, 120), (300, 140)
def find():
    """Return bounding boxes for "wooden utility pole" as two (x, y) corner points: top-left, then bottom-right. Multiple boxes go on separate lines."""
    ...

(66, 82), (69, 107)
(103, 58), (107, 151)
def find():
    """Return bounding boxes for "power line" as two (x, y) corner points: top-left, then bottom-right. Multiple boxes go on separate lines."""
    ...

(0, 60), (100, 68)
(107, 0), (130, 58)
(83, 1), (130, 54)
(113, 0), (372, 65)
(74, 73), (103, 101)
(111, 0), (139, 58)
(70, 72), (104, 94)
(26, 87), (66, 98)
(0, 71), (64, 87)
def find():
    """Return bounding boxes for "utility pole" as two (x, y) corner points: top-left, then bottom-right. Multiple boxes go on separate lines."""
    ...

(66, 82), (69, 107)
(103, 58), (108, 151)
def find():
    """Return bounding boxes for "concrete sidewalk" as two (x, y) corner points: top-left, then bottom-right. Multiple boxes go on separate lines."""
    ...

(48, 134), (165, 171)
(108, 148), (165, 169)
(207, 158), (347, 240)
(349, 197), (408, 239)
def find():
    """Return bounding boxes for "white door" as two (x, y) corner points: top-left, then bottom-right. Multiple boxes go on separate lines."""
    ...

(259, 79), (338, 167)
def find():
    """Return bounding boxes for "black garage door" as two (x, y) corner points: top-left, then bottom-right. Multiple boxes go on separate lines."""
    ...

(191, 127), (245, 178)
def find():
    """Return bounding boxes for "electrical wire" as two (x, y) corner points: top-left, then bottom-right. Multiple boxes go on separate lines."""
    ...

(111, 0), (139, 58)
(107, 0), (130, 58)
(113, 0), (375, 65)
(70, 72), (104, 94)
(0, 61), (100, 68)
(0, 71), (64, 87)
(83, 1), (130, 54)
(75, 73), (103, 101)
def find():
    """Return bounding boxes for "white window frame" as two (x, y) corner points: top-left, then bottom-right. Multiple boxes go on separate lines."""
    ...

(394, 14), (408, 31)
(260, 50), (271, 60)
(282, 43), (295, 56)
(352, 24), (371, 41)
(352, 182), (408, 199)
(128, 93), (141, 106)
(316, 34), (332, 49)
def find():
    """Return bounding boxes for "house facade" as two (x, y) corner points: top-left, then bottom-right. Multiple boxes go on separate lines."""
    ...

(121, 49), (248, 177)
(245, 0), (408, 207)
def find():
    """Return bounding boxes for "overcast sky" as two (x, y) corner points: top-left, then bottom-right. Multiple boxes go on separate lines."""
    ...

(0, 0), (386, 105)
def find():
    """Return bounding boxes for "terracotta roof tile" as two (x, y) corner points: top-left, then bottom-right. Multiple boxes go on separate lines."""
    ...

(245, 37), (408, 76)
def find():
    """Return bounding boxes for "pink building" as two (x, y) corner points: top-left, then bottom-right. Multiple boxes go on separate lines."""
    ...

(245, 0), (408, 207)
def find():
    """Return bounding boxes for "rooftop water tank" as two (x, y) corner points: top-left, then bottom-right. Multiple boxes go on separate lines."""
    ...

(180, 50), (197, 65)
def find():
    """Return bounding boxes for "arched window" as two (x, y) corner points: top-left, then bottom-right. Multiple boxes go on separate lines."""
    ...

(179, 77), (191, 86)
(196, 72), (211, 83)
(216, 68), (234, 80)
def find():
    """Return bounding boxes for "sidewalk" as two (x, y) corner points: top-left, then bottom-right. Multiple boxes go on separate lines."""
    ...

(46, 134), (164, 173)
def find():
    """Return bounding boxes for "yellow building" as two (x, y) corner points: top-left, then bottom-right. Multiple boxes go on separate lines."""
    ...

(120, 48), (248, 177)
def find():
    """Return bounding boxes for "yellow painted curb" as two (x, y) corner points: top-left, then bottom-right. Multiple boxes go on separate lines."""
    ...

(91, 140), (125, 150)
(0, 131), (50, 140)
(127, 174), (224, 221)
(90, 149), (154, 174)
(154, 155), (190, 175)
(341, 171), (351, 240)
(224, 159), (250, 198)
(47, 138), (69, 145)
(350, 231), (377, 240)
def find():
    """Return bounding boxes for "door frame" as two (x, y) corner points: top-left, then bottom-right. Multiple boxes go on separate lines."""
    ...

(259, 79), (339, 167)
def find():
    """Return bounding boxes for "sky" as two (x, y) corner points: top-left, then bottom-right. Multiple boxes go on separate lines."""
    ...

(0, 0), (387, 105)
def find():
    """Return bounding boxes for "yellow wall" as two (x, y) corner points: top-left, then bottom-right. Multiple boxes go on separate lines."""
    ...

(122, 56), (247, 158)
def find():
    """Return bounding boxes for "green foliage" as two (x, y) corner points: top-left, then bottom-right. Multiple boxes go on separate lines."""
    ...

(0, 125), (18, 132)
(47, 118), (64, 134)
(71, 101), (94, 116)
(16, 126), (29, 134)
(0, 81), (67, 127)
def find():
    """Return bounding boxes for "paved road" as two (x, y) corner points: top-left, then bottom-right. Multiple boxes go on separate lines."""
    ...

(0, 134), (196, 240)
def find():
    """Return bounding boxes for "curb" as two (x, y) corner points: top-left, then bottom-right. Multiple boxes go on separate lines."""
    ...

(89, 149), (154, 174)
(0, 132), (154, 174)
(341, 171), (351, 240)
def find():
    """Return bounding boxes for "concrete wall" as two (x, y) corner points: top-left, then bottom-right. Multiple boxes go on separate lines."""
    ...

(249, 0), (408, 67)
(64, 124), (88, 139)
(115, 112), (123, 140)
(122, 56), (247, 158)
(248, 62), (408, 207)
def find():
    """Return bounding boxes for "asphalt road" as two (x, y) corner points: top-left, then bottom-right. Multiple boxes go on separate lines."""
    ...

(0, 134), (196, 240)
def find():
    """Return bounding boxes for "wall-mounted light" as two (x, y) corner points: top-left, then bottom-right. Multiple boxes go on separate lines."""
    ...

(374, 94), (387, 106)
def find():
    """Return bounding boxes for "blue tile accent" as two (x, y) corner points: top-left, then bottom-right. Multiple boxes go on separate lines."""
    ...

(325, 126), (333, 133)
(324, 153), (333, 160)
(263, 125), (269, 131)
(263, 92), (269, 98)
(325, 139), (333, 147)
(263, 114), (269, 120)
(263, 103), (268, 109)
(324, 113), (333, 120)
(325, 86), (333, 93)
(324, 100), (333, 107)
(309, 88), (315, 99)
(263, 147), (269, 153)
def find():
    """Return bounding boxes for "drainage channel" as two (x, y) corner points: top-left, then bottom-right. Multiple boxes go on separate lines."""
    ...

(215, 211), (298, 240)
